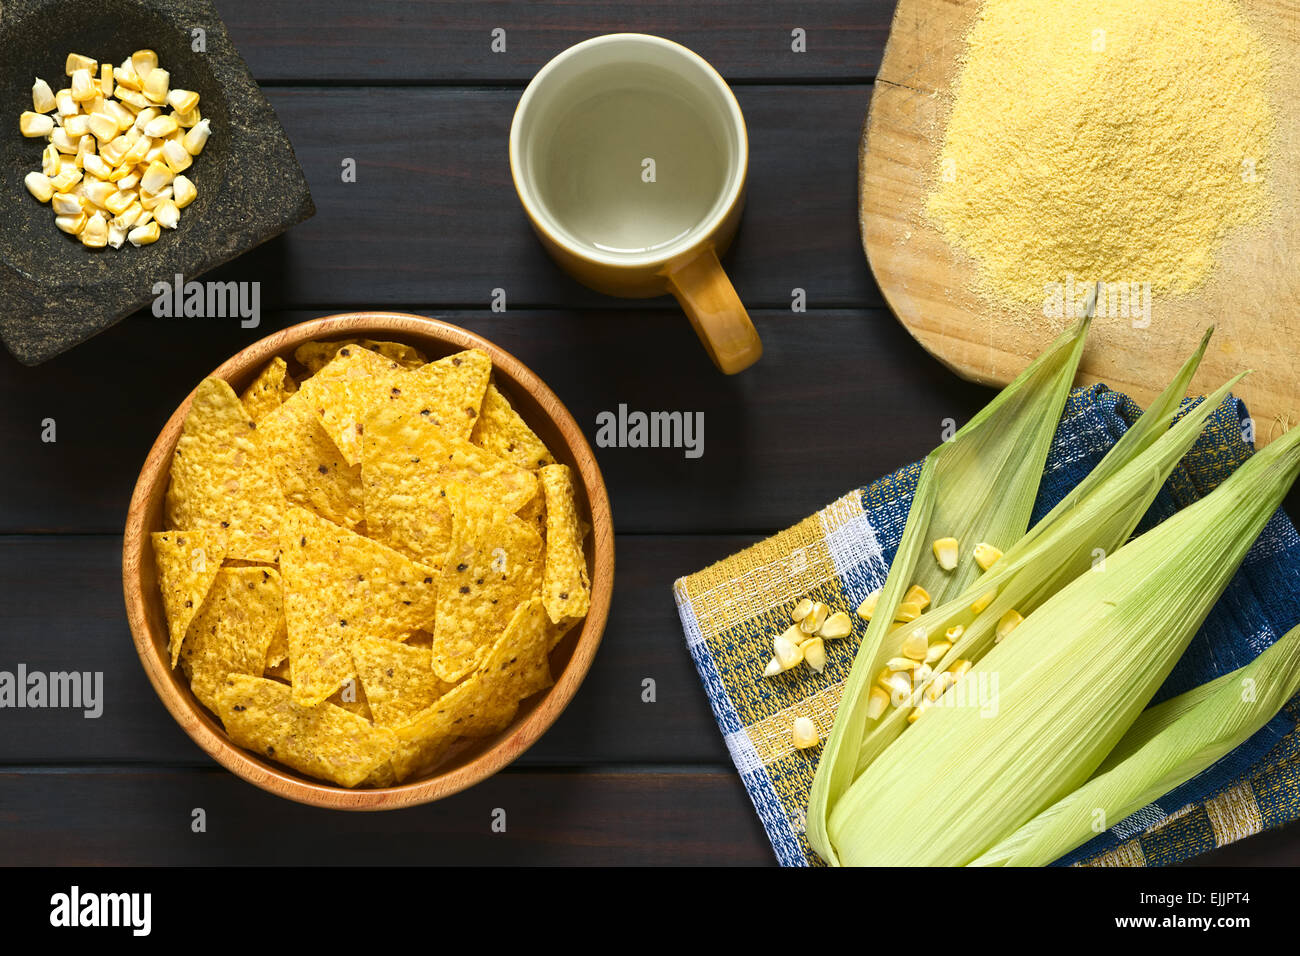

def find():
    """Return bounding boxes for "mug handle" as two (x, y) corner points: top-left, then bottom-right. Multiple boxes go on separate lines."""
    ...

(665, 246), (762, 375)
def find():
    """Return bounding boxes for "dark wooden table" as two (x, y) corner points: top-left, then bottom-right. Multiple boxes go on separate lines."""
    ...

(2, 0), (1297, 866)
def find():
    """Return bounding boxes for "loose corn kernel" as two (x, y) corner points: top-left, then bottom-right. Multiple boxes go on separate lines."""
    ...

(857, 588), (881, 621)
(112, 202), (143, 230)
(107, 223), (127, 249)
(882, 670), (913, 702)
(113, 63), (141, 92)
(80, 212), (109, 248)
(32, 77), (56, 113)
(182, 117), (210, 155)
(127, 220), (160, 246)
(142, 67), (170, 104)
(925, 671), (957, 702)
(82, 154), (112, 180)
(802, 637), (827, 674)
(819, 611), (853, 640)
(82, 179), (116, 209)
(970, 589), (996, 614)
(42, 143), (60, 177)
(933, 536), (960, 571)
(116, 88), (150, 111)
(762, 656), (783, 678)
(24, 171), (54, 202)
(153, 198), (180, 230)
(55, 211), (87, 235)
(866, 685), (891, 720)
(140, 160), (174, 194)
(901, 628), (929, 661)
(791, 597), (814, 623)
(19, 110), (53, 137)
(907, 701), (929, 723)
(103, 189), (135, 216)
(88, 112), (119, 143)
(62, 113), (90, 137)
(65, 53), (97, 76)
(903, 584), (932, 611)
(167, 88), (199, 114)
(885, 657), (921, 671)
(50, 127), (78, 153)
(135, 208), (154, 227)
(74, 134), (95, 169)
(175, 106), (201, 128)
(140, 185), (171, 211)
(131, 50), (158, 79)
(944, 624), (965, 641)
(121, 135), (151, 168)
(55, 88), (78, 116)
(924, 640), (952, 664)
(995, 609), (1024, 642)
(51, 192), (82, 216)
(162, 139), (192, 173)
(49, 166), (82, 192)
(774, 627), (804, 670)
(894, 601), (923, 623)
(142, 113), (177, 138)
(98, 63), (114, 97)
(792, 716), (819, 750)
(70, 68), (96, 102)
(949, 659), (973, 679)
(973, 542), (1004, 571)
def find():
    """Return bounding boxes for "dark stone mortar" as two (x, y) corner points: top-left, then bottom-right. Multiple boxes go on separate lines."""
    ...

(0, 0), (315, 365)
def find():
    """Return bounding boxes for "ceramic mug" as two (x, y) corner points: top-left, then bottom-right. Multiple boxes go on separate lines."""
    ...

(509, 33), (762, 374)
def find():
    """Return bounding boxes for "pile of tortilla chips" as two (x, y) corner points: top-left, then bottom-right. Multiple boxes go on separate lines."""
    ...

(152, 338), (592, 788)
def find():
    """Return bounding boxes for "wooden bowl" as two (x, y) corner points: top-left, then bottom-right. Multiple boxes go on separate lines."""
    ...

(122, 312), (613, 809)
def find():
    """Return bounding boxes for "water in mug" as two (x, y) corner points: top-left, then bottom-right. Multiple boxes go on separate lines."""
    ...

(539, 78), (729, 256)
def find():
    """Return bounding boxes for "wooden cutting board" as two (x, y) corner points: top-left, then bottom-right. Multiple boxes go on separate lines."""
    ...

(861, 0), (1300, 445)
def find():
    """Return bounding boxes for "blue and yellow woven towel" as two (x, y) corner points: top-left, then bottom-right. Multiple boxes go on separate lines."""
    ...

(674, 385), (1300, 867)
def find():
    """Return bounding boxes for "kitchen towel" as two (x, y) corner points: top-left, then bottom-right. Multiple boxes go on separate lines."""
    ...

(674, 385), (1300, 866)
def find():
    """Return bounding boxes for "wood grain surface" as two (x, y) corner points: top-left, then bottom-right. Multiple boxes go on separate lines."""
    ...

(861, 0), (1300, 445)
(1, 0), (1297, 865)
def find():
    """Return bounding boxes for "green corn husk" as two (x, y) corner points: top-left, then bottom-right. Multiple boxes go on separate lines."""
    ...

(824, 421), (1300, 866)
(847, 334), (1237, 778)
(970, 623), (1300, 866)
(806, 316), (1092, 863)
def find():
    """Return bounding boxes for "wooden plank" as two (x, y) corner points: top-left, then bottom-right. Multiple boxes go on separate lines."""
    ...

(214, 0), (891, 83)
(0, 768), (772, 865)
(0, 534), (752, 765)
(209, 86), (880, 311)
(0, 308), (980, 534)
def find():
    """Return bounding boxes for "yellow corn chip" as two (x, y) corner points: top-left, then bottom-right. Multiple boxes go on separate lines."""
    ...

(328, 678), (373, 721)
(362, 407), (537, 568)
(297, 346), (409, 466)
(164, 377), (284, 562)
(265, 657), (292, 682)
(539, 464), (591, 624)
(152, 529), (229, 667)
(352, 636), (454, 727)
(180, 567), (284, 712)
(279, 506), (438, 706)
(430, 487), (543, 681)
(389, 349), (492, 442)
(240, 356), (297, 422)
(294, 338), (427, 375)
(259, 390), (365, 529)
(470, 382), (556, 471)
(216, 675), (397, 787)
(516, 492), (546, 539)
(264, 617), (289, 670)
(483, 595), (555, 705)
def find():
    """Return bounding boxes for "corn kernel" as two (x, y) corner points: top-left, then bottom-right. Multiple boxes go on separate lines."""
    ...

(87, 111), (119, 143)
(49, 166), (82, 192)
(80, 212), (108, 248)
(819, 611), (853, 640)
(55, 88), (78, 117)
(23, 171), (54, 202)
(98, 63), (114, 97)
(949, 659), (973, 679)
(142, 68), (169, 104)
(153, 199), (180, 230)
(131, 50), (158, 79)
(51, 192), (82, 216)
(894, 601), (923, 623)
(112, 202), (143, 230)
(924, 640), (952, 664)
(42, 143), (60, 177)
(791, 598), (813, 623)
(82, 154), (112, 180)
(933, 536), (960, 571)
(792, 716), (819, 750)
(162, 138), (192, 173)
(140, 160), (174, 194)
(996, 609), (1025, 642)
(65, 53), (97, 76)
(802, 637), (827, 674)
(904, 584), (932, 611)
(167, 88), (199, 114)
(182, 118), (210, 155)
(19, 110), (53, 137)
(70, 68), (96, 102)
(857, 588), (881, 621)
(113, 63), (141, 92)
(107, 223), (127, 250)
(103, 189), (135, 216)
(54, 211), (87, 235)
(866, 685), (891, 720)
(32, 77), (56, 113)
(116, 88), (150, 111)
(61, 113), (89, 137)
(81, 179), (115, 208)
(142, 114), (178, 139)
(974, 542), (1004, 571)
(127, 220), (160, 246)
(174, 106), (201, 128)
(901, 627), (929, 661)
(970, 589), (996, 614)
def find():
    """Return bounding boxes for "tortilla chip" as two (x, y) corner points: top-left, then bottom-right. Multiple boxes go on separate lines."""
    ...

(470, 383), (555, 471)
(484, 595), (555, 703)
(216, 675), (396, 787)
(240, 356), (298, 422)
(328, 678), (373, 720)
(515, 492), (546, 540)
(353, 636), (454, 727)
(539, 464), (591, 624)
(388, 349), (492, 442)
(265, 657), (292, 682)
(180, 567), (284, 712)
(259, 390), (365, 529)
(294, 339), (427, 375)
(264, 618), (289, 670)
(430, 487), (543, 681)
(362, 405), (537, 568)
(164, 377), (284, 562)
(279, 506), (438, 706)
(296, 346), (409, 466)
(152, 529), (229, 667)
